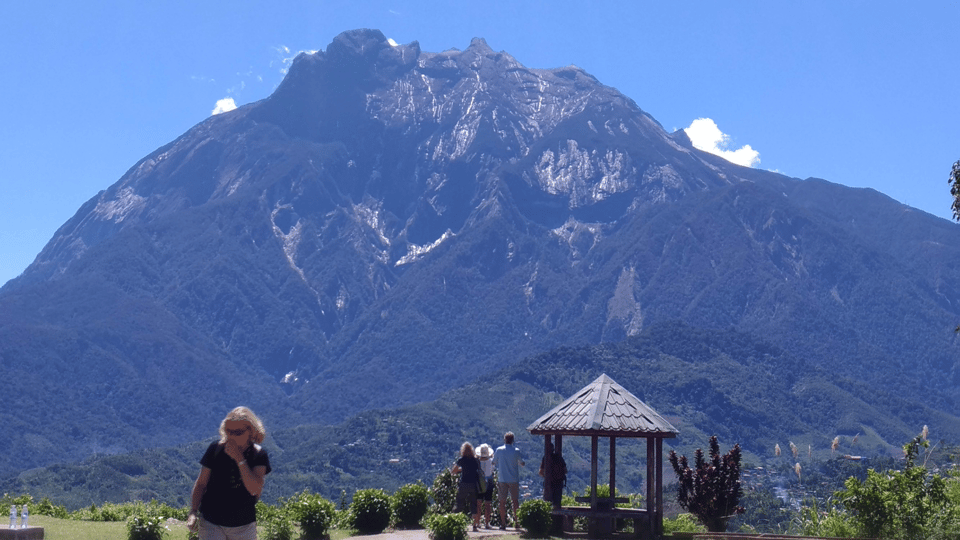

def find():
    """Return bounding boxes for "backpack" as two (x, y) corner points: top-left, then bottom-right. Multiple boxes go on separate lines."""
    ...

(552, 453), (567, 487)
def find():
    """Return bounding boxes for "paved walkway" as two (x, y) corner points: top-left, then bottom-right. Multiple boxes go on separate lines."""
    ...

(362, 526), (523, 539)
(167, 518), (523, 539)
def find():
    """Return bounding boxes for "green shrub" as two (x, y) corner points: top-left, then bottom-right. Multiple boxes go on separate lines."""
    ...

(431, 468), (458, 514)
(425, 512), (468, 540)
(349, 488), (392, 534)
(663, 513), (706, 534)
(126, 513), (168, 540)
(0, 494), (33, 507)
(285, 490), (336, 539)
(148, 500), (188, 521)
(792, 502), (859, 538)
(74, 502), (125, 522)
(103, 503), (127, 522)
(254, 501), (293, 540)
(392, 481), (431, 528)
(33, 497), (69, 519)
(517, 499), (553, 537)
(260, 512), (294, 540)
(836, 435), (948, 540)
(72, 501), (178, 522)
(255, 500), (282, 522)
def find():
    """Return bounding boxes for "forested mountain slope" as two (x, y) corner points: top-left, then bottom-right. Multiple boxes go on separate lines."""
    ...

(4, 322), (954, 509)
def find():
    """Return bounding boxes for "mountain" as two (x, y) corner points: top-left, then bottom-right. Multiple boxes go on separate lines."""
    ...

(1, 29), (959, 479)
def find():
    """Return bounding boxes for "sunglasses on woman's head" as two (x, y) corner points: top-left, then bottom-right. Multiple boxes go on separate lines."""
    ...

(226, 427), (249, 436)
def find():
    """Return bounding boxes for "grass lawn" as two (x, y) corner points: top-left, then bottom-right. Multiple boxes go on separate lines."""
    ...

(25, 515), (523, 540)
(25, 515), (192, 540)
(24, 515), (371, 540)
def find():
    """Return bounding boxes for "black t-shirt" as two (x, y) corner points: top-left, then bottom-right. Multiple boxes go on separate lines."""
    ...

(457, 456), (481, 485)
(199, 441), (272, 527)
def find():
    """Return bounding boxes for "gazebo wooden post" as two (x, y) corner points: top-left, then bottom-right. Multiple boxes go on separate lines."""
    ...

(647, 437), (655, 540)
(554, 435), (563, 503)
(590, 435), (599, 507)
(610, 436), (617, 498)
(656, 437), (664, 539)
(542, 435), (552, 505)
(553, 434), (564, 534)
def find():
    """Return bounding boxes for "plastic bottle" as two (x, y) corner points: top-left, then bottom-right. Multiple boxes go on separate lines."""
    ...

(20, 505), (28, 528)
(8, 505), (14, 528)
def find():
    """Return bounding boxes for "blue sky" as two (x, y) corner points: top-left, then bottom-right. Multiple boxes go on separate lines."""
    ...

(1, 1), (958, 286)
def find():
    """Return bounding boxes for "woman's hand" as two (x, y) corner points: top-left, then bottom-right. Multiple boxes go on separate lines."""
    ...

(224, 440), (244, 463)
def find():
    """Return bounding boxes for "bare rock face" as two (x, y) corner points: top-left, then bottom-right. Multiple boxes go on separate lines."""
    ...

(1, 29), (959, 476)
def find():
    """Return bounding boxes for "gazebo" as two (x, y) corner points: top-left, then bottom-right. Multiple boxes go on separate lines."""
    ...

(527, 373), (679, 539)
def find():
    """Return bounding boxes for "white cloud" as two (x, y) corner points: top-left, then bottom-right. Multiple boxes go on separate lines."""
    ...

(212, 97), (237, 115)
(684, 118), (760, 168)
(272, 45), (317, 76)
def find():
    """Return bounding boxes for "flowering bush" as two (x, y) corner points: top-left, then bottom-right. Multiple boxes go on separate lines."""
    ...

(424, 512), (468, 540)
(285, 490), (336, 539)
(260, 511), (294, 540)
(126, 513), (168, 540)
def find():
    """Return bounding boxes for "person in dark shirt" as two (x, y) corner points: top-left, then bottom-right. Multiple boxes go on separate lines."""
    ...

(539, 439), (567, 508)
(451, 441), (482, 531)
(186, 407), (272, 540)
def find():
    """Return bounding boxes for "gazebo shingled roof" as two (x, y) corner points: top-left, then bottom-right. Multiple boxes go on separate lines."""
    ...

(527, 373), (679, 437)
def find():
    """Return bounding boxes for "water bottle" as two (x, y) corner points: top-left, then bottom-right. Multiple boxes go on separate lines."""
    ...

(8, 505), (14, 528)
(20, 505), (27, 528)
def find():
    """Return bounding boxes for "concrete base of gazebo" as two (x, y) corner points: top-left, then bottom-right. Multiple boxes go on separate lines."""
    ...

(554, 505), (652, 538)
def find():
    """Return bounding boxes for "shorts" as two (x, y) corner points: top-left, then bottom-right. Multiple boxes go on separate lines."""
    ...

(498, 481), (520, 504)
(199, 517), (258, 540)
(479, 476), (494, 501)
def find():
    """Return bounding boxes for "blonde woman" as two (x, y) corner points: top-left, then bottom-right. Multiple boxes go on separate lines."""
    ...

(187, 407), (272, 540)
(451, 441), (482, 531)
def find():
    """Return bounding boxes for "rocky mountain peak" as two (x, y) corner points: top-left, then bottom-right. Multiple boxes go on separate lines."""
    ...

(26, 28), (741, 286)
(304, 29), (420, 85)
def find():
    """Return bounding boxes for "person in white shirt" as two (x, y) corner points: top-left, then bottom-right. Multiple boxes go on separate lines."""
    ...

(476, 443), (495, 528)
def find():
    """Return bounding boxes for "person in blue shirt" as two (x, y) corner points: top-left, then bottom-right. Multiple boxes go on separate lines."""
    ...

(492, 431), (525, 530)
